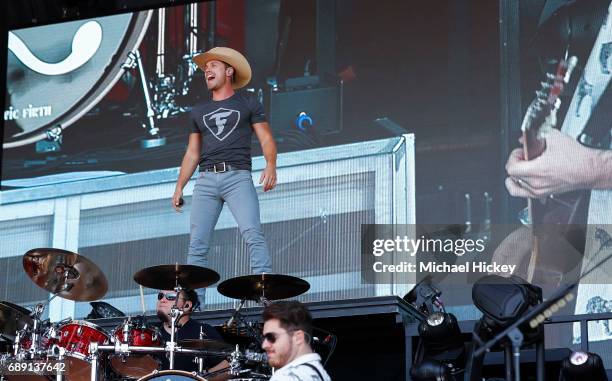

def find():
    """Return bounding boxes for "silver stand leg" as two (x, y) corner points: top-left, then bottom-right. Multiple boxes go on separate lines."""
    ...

(55, 346), (65, 381)
(168, 287), (184, 370)
(197, 356), (205, 373)
(89, 343), (99, 381)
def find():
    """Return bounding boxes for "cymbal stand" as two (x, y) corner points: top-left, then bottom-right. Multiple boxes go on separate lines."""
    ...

(226, 300), (262, 346)
(90, 343), (99, 381)
(27, 293), (60, 357)
(52, 345), (65, 381)
(229, 345), (243, 377)
(168, 284), (184, 369)
(195, 326), (206, 373)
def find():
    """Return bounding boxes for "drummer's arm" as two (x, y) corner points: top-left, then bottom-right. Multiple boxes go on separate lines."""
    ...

(207, 359), (231, 381)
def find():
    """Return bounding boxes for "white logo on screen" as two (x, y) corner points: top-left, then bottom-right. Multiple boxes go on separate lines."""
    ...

(8, 20), (102, 76)
(203, 108), (240, 141)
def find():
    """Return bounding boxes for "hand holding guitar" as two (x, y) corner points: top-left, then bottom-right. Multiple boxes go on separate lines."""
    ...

(505, 128), (606, 198)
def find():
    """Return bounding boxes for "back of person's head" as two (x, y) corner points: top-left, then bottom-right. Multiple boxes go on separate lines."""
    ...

(262, 300), (313, 337)
(182, 288), (199, 312)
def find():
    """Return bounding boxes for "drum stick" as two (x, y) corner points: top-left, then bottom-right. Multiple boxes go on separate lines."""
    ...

(139, 285), (146, 315)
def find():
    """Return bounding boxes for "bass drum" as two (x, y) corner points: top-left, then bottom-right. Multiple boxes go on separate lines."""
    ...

(137, 370), (206, 380)
(4, 10), (153, 148)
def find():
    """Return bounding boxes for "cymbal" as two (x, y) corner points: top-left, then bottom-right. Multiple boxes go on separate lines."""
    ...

(0, 301), (32, 341)
(217, 274), (310, 301)
(133, 264), (220, 290)
(178, 338), (233, 351)
(23, 248), (108, 301)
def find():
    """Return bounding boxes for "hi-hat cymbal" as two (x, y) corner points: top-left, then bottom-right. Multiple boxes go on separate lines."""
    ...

(0, 301), (32, 342)
(23, 248), (108, 301)
(217, 274), (310, 301)
(133, 264), (220, 290)
(178, 338), (233, 352)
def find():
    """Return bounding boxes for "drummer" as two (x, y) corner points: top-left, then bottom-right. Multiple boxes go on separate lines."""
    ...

(156, 288), (230, 377)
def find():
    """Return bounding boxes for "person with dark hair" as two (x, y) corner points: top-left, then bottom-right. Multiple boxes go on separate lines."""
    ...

(261, 301), (331, 380)
(156, 289), (229, 377)
(172, 46), (276, 307)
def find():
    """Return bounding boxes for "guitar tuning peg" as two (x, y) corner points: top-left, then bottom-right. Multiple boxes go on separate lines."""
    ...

(545, 73), (556, 80)
(535, 90), (546, 99)
(540, 81), (552, 89)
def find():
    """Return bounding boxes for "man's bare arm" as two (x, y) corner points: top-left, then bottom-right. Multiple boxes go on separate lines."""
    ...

(172, 133), (202, 211)
(253, 122), (277, 192)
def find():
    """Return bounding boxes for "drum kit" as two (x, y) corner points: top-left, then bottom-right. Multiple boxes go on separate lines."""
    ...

(0, 249), (312, 381)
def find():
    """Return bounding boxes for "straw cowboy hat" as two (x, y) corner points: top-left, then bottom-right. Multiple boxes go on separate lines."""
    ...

(193, 47), (252, 89)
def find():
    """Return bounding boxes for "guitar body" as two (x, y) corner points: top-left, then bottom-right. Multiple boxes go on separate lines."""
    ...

(527, 189), (590, 288)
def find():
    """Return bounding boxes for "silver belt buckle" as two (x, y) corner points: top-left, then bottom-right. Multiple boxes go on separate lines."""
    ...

(214, 162), (227, 173)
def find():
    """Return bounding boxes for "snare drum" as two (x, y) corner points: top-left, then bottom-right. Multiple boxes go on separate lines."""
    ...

(56, 320), (110, 381)
(137, 370), (206, 380)
(110, 321), (162, 378)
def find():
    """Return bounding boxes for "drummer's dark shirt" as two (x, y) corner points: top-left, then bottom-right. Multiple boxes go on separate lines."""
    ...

(158, 318), (224, 372)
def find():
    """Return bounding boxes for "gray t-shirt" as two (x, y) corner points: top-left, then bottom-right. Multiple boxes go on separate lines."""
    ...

(191, 92), (266, 170)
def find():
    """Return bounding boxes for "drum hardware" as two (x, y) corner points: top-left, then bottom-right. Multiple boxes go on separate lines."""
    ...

(108, 315), (164, 378)
(89, 340), (233, 381)
(4, 256), (282, 381)
(121, 3), (207, 150)
(178, 339), (233, 352)
(136, 369), (206, 380)
(221, 303), (263, 347)
(122, 50), (166, 149)
(122, 316), (131, 343)
(166, 288), (184, 370)
(229, 345), (243, 377)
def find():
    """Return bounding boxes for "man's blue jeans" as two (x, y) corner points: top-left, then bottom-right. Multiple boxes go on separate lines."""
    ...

(187, 170), (272, 306)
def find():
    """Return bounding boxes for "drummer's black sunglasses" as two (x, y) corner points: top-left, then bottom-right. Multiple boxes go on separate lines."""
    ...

(157, 292), (178, 301)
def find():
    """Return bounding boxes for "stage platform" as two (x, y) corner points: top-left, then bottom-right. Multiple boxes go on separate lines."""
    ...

(89, 296), (612, 380)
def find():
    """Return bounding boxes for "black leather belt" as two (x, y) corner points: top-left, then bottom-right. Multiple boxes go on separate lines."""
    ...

(201, 162), (248, 173)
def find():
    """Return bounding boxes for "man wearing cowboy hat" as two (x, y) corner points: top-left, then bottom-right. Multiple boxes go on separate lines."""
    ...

(172, 47), (275, 305)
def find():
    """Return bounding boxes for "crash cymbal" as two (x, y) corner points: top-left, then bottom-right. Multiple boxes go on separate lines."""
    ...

(178, 338), (233, 351)
(133, 264), (220, 290)
(0, 301), (32, 341)
(217, 274), (310, 301)
(23, 248), (108, 301)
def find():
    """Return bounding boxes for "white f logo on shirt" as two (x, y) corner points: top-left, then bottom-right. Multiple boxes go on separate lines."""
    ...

(209, 110), (234, 136)
(203, 108), (241, 141)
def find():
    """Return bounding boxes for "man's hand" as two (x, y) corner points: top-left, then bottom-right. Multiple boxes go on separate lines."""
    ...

(259, 165), (277, 192)
(505, 129), (601, 198)
(172, 190), (184, 212)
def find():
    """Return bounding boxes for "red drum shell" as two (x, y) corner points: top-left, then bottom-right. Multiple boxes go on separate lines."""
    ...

(110, 323), (162, 378)
(56, 321), (110, 381)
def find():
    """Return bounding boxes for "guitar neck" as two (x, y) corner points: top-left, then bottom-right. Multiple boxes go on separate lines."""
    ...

(522, 128), (546, 161)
